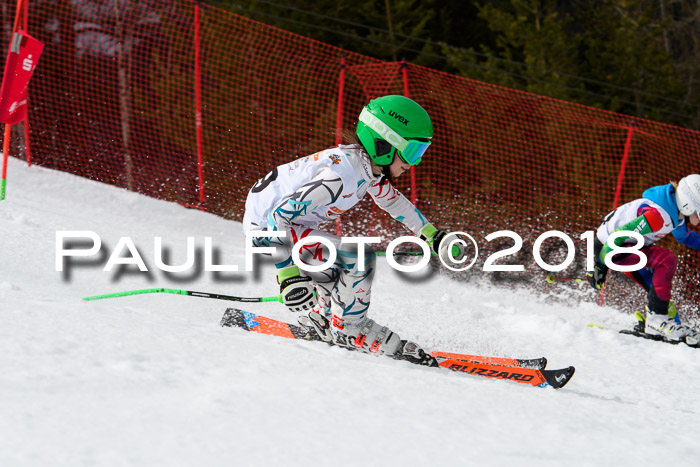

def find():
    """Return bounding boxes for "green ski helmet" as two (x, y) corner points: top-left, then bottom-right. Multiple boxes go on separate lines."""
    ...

(355, 95), (433, 166)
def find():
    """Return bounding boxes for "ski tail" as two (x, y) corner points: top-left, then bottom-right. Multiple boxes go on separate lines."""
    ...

(431, 351), (546, 370)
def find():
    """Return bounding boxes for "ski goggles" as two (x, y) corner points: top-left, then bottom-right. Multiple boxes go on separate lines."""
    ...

(359, 108), (431, 166)
(396, 138), (431, 165)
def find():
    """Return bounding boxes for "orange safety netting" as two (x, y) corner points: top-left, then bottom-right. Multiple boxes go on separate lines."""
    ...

(2, 0), (699, 318)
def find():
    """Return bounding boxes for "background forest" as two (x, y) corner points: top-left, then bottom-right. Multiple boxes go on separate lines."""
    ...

(209, 0), (700, 130)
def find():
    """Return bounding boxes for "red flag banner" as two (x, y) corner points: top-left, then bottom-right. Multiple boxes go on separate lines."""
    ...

(0, 30), (44, 125)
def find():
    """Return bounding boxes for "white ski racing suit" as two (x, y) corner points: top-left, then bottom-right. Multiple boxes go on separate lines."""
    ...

(242, 145), (433, 351)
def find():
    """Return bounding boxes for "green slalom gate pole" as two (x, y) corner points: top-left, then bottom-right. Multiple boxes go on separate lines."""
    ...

(375, 250), (438, 257)
(83, 288), (283, 303)
(376, 251), (423, 257)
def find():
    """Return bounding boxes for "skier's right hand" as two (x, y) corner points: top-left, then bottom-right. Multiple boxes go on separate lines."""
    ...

(586, 262), (608, 290)
(277, 265), (318, 312)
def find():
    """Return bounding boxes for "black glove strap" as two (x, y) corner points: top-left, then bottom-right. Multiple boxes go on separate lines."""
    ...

(280, 275), (309, 289)
(432, 230), (447, 253)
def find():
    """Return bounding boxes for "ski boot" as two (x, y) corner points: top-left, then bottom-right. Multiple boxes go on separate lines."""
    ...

(645, 306), (699, 346)
(328, 314), (403, 355)
(300, 312), (438, 366)
(634, 301), (680, 332)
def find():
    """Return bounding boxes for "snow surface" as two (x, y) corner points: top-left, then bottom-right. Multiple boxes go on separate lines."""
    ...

(2, 157), (699, 467)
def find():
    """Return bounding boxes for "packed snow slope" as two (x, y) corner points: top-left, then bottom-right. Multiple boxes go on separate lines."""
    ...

(2, 157), (700, 467)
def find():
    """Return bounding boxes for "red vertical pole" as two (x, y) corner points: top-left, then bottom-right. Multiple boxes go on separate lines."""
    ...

(23, 105), (32, 167)
(194, 3), (205, 209)
(401, 61), (417, 205)
(22, 1), (28, 32)
(335, 57), (345, 147)
(1, 125), (11, 198)
(599, 121), (635, 306)
(335, 57), (345, 236)
(611, 122), (634, 212)
(22, 0), (32, 166)
(1, 0), (25, 200)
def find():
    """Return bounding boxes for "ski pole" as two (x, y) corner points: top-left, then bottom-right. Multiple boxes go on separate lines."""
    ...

(375, 250), (432, 257)
(545, 274), (585, 284)
(82, 288), (283, 303)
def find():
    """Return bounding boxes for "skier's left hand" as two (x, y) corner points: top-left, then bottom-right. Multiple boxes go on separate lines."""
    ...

(277, 265), (318, 312)
(420, 225), (468, 261)
(586, 262), (608, 290)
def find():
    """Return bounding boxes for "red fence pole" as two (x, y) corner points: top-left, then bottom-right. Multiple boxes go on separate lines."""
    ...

(194, 3), (205, 209)
(611, 122), (635, 211)
(599, 121), (635, 306)
(22, 0), (31, 166)
(335, 56), (345, 236)
(401, 61), (417, 205)
(1, 0), (25, 199)
(18, 0), (31, 166)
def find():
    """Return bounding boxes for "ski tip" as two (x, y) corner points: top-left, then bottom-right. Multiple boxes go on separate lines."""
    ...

(542, 366), (575, 389)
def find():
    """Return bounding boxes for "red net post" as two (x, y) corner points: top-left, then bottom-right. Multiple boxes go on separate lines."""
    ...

(599, 120), (635, 306)
(335, 56), (345, 237)
(401, 60), (417, 206)
(193, 1), (204, 208)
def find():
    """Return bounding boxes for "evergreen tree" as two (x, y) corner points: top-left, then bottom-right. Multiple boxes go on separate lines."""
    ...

(206, 0), (700, 128)
(579, 0), (687, 123)
(442, 0), (694, 126)
(442, 0), (584, 102)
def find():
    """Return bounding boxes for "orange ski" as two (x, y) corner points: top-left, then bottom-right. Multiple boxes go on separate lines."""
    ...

(435, 356), (574, 388)
(221, 308), (575, 389)
(235, 312), (297, 339)
(431, 351), (546, 370)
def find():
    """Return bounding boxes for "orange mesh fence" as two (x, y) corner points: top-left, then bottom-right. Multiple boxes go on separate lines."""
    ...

(2, 0), (699, 318)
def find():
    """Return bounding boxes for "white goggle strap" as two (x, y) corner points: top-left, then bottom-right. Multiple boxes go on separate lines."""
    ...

(358, 108), (409, 153)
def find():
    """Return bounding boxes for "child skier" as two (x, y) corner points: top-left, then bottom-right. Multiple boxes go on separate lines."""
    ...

(242, 95), (465, 366)
(587, 175), (700, 345)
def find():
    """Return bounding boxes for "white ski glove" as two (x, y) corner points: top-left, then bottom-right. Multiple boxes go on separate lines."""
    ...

(277, 265), (318, 312)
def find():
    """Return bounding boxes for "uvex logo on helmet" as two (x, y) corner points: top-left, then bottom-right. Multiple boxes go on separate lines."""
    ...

(359, 111), (403, 148)
(388, 110), (409, 126)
